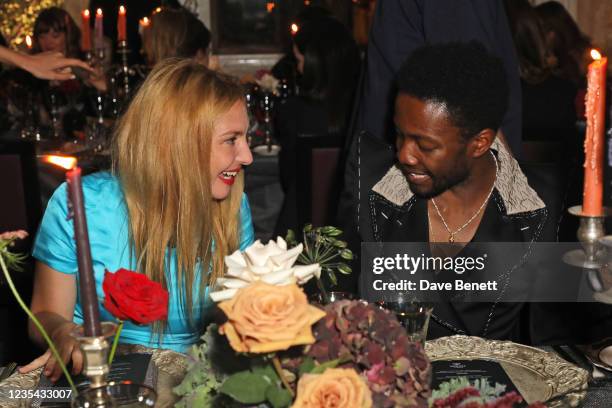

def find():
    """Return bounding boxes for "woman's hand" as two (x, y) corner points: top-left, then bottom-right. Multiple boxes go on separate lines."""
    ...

(19, 321), (83, 381)
(18, 51), (94, 81)
(85, 65), (108, 92)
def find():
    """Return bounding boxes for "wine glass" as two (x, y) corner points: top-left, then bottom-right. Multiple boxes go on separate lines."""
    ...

(378, 294), (433, 345)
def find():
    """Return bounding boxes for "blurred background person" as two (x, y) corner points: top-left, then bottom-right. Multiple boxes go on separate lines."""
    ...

(536, 1), (592, 89)
(274, 16), (360, 235)
(504, 0), (577, 145)
(271, 5), (333, 94)
(33, 7), (105, 92)
(504, 0), (582, 243)
(535, 1), (593, 118)
(32, 7), (81, 57)
(141, 7), (212, 68)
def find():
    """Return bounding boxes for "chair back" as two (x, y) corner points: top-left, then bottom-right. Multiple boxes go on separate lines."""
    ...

(0, 140), (42, 241)
(295, 133), (341, 227)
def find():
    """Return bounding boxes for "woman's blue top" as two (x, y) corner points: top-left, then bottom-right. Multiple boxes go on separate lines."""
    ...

(33, 171), (254, 353)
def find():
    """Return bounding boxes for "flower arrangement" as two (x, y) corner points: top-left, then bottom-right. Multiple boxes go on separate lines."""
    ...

(174, 231), (430, 408)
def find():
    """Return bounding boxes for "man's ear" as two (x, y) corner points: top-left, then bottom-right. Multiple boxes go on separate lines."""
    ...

(468, 128), (496, 158)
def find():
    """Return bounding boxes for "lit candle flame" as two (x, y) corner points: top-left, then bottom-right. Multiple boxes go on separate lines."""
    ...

(291, 23), (299, 35)
(155, 7), (162, 13)
(83, 9), (90, 18)
(267, 2), (275, 13)
(25, 35), (32, 49)
(43, 155), (77, 170)
(140, 17), (150, 27)
(119, 5), (126, 14)
(591, 49), (602, 61)
(96, 8), (103, 17)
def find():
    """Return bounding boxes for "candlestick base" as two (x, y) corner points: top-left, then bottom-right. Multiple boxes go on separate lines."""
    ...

(72, 322), (116, 390)
(562, 206), (611, 269)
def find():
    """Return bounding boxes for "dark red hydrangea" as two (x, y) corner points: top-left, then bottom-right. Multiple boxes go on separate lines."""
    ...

(306, 300), (432, 407)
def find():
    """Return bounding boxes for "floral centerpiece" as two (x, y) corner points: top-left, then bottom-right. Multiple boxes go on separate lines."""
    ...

(174, 227), (431, 408)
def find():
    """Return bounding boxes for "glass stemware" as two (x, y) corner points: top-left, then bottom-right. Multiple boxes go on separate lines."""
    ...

(259, 91), (276, 150)
(378, 295), (433, 345)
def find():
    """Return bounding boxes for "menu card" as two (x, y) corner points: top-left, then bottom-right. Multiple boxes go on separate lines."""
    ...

(432, 359), (526, 407)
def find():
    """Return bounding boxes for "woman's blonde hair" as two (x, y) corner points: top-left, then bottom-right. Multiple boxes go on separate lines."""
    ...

(112, 59), (245, 328)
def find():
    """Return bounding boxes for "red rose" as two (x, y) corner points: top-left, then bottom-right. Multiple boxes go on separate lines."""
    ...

(102, 269), (169, 324)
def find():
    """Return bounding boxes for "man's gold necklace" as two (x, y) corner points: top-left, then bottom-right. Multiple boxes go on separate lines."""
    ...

(430, 151), (498, 243)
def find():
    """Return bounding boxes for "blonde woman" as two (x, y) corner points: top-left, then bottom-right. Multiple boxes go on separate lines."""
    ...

(20, 59), (254, 381)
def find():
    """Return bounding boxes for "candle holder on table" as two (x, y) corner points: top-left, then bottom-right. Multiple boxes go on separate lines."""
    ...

(84, 49), (110, 152)
(116, 41), (132, 100)
(562, 206), (611, 269)
(70, 322), (157, 407)
(72, 322), (116, 391)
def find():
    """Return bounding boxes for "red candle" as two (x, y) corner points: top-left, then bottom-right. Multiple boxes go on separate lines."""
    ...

(582, 49), (607, 216)
(81, 10), (91, 52)
(118, 5), (127, 43)
(94, 8), (104, 50)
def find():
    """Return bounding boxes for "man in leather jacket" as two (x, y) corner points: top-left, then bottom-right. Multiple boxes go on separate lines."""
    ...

(360, 42), (557, 342)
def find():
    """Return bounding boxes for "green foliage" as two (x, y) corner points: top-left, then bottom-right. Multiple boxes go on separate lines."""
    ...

(173, 326), (225, 407)
(265, 385), (292, 408)
(0, 236), (27, 275)
(297, 357), (315, 377)
(310, 358), (343, 374)
(219, 371), (272, 404)
(174, 325), (294, 408)
(285, 224), (353, 290)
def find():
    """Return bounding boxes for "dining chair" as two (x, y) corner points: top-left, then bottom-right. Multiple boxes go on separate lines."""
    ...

(0, 140), (40, 366)
(0, 140), (42, 240)
(295, 133), (342, 228)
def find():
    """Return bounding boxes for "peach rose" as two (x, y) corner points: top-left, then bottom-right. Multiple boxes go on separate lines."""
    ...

(292, 368), (373, 408)
(218, 282), (326, 353)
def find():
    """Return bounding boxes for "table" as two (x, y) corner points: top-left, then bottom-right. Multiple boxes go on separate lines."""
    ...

(1, 341), (609, 407)
(545, 345), (612, 407)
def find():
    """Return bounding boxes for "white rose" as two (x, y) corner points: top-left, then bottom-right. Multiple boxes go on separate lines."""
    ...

(209, 237), (320, 302)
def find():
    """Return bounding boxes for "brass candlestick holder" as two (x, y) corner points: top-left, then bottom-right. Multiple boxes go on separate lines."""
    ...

(71, 322), (116, 407)
(563, 206), (611, 269)
(116, 40), (131, 98)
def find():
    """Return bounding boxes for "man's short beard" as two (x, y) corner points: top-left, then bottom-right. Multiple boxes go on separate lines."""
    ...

(410, 159), (470, 199)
